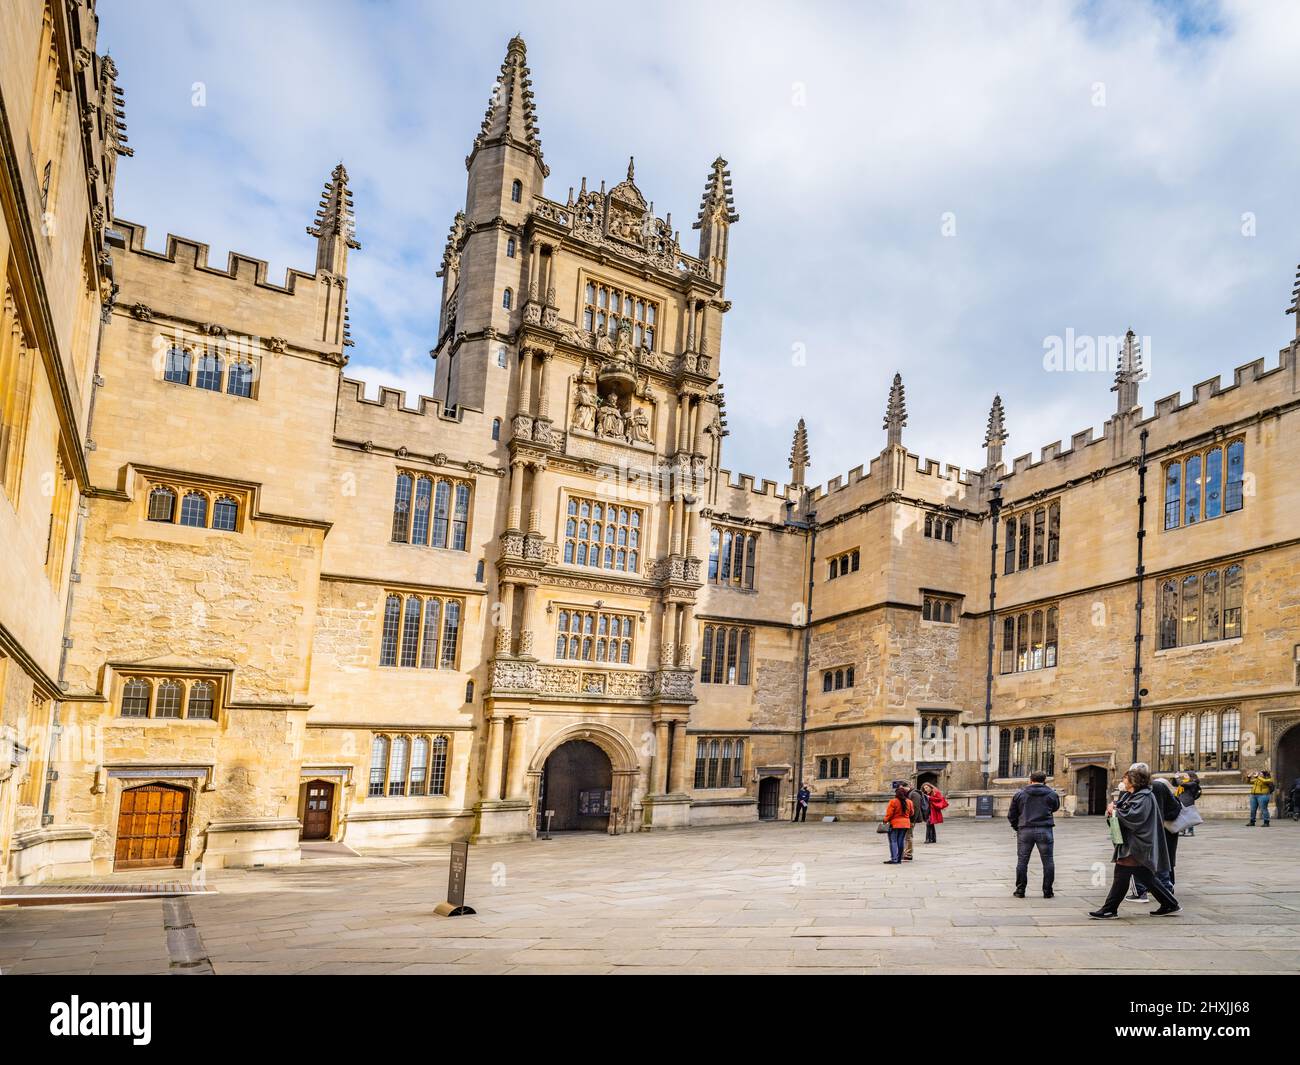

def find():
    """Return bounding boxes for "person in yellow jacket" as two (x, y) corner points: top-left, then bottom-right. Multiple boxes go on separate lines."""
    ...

(1247, 769), (1274, 827)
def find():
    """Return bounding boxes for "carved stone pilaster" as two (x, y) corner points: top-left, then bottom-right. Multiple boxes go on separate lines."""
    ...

(518, 630), (535, 656)
(542, 306), (559, 330)
(523, 301), (542, 326)
(511, 414), (534, 441)
(531, 416), (555, 448)
(653, 670), (695, 701)
(494, 626), (512, 654)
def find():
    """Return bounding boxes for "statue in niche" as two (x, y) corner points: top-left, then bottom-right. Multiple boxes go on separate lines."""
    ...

(628, 405), (651, 444)
(573, 383), (597, 432)
(594, 332), (613, 356)
(596, 394), (625, 439)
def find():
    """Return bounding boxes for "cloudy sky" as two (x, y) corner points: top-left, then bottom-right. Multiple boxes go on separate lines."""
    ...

(100, 0), (1300, 487)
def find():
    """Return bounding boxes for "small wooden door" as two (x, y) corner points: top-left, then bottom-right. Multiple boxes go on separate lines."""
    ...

(302, 781), (334, 840)
(758, 777), (781, 820)
(114, 784), (188, 869)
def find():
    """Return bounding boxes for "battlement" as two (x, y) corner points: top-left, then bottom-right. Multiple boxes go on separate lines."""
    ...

(715, 467), (795, 500)
(338, 376), (469, 421)
(111, 219), (320, 295)
(1000, 346), (1297, 495)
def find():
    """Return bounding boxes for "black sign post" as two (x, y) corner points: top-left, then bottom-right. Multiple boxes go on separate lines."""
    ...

(975, 794), (995, 820)
(434, 840), (476, 917)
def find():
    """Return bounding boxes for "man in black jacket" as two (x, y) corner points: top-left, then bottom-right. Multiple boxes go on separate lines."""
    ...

(1008, 770), (1060, 898)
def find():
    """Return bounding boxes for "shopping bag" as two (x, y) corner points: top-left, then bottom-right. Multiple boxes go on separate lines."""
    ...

(1106, 814), (1124, 846)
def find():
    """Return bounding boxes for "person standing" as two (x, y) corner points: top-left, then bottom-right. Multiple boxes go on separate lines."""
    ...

(902, 780), (927, 861)
(882, 785), (914, 864)
(1177, 771), (1201, 836)
(1089, 765), (1180, 919)
(1008, 770), (1059, 898)
(922, 781), (947, 843)
(793, 782), (811, 823)
(1247, 769), (1274, 826)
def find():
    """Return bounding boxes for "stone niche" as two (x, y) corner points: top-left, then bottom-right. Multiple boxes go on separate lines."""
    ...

(566, 327), (656, 455)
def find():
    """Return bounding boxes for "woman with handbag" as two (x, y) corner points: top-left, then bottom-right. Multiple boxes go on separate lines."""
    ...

(881, 785), (914, 864)
(922, 781), (948, 843)
(1089, 765), (1180, 919)
(1176, 771), (1202, 836)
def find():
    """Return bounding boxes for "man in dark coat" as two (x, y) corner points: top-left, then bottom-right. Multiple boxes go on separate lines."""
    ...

(793, 783), (811, 823)
(902, 781), (927, 860)
(1008, 770), (1060, 897)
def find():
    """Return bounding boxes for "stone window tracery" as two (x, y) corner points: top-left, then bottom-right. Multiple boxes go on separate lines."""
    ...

(368, 733), (450, 797)
(554, 607), (635, 664)
(117, 673), (222, 722)
(1155, 708), (1239, 772)
(999, 605), (1059, 673)
(143, 479), (245, 532)
(693, 737), (745, 789)
(708, 526), (757, 590)
(1003, 501), (1060, 574)
(827, 548), (859, 580)
(582, 279), (659, 350)
(1157, 562), (1243, 650)
(391, 471), (472, 550)
(1163, 439), (1245, 530)
(699, 624), (752, 685)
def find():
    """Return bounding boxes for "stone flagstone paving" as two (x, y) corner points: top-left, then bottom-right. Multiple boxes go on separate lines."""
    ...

(2, 818), (1299, 975)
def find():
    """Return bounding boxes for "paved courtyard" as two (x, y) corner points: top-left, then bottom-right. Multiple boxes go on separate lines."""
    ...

(2, 818), (1299, 974)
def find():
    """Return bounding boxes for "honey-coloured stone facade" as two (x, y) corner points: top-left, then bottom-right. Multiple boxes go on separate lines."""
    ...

(2, 7), (1297, 885)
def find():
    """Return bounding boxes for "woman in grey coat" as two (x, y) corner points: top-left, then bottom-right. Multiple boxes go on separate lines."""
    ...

(1089, 765), (1180, 919)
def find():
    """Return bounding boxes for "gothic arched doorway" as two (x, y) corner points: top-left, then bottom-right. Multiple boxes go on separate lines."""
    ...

(540, 740), (612, 831)
(1275, 725), (1300, 814)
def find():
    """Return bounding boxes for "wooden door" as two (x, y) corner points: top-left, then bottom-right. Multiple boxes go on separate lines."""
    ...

(302, 781), (334, 840)
(758, 777), (780, 820)
(114, 784), (188, 869)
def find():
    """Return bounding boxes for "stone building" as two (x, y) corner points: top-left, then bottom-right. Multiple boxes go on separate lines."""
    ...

(2, 4), (1297, 883)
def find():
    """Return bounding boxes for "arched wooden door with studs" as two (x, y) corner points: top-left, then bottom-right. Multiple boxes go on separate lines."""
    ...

(113, 783), (189, 870)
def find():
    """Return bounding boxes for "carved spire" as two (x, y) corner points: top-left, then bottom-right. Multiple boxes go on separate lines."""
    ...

(307, 162), (360, 275)
(883, 372), (907, 448)
(1111, 328), (1144, 414)
(693, 157), (739, 287)
(984, 394), (1008, 469)
(789, 418), (810, 487)
(1288, 263), (1300, 336)
(468, 35), (547, 177)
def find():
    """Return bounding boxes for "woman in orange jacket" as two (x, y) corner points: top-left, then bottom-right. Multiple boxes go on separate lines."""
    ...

(882, 785), (914, 863)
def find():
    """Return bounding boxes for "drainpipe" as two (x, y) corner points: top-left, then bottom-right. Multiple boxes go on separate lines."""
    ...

(982, 484), (1003, 790)
(1130, 428), (1150, 765)
(793, 508), (817, 813)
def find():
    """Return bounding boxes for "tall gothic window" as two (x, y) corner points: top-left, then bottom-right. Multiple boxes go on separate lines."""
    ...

(391, 472), (472, 550)
(709, 527), (757, 590)
(563, 496), (641, 573)
(379, 593), (463, 669)
(999, 606), (1059, 673)
(554, 608), (635, 664)
(1157, 562), (1243, 649)
(1163, 439), (1245, 530)
(699, 625), (752, 685)
(582, 279), (659, 349)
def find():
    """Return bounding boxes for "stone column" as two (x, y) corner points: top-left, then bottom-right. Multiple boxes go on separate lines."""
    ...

(527, 241), (540, 301)
(506, 715), (530, 798)
(519, 582), (538, 657)
(507, 459), (525, 531)
(518, 350), (534, 417)
(669, 720), (689, 793)
(544, 245), (558, 306)
(484, 715), (506, 801)
(661, 602), (679, 665)
(668, 499), (681, 556)
(685, 299), (697, 351)
(677, 602), (695, 668)
(653, 719), (670, 795)
(495, 581), (517, 654)
(536, 353), (552, 419)
(692, 396), (709, 455)
(676, 394), (690, 453)
(526, 461), (542, 534)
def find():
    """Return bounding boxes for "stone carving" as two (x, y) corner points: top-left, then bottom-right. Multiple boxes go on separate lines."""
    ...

(131, 303), (153, 321)
(491, 659), (540, 692)
(653, 670), (695, 700)
(572, 384), (597, 432)
(266, 335), (288, 353)
(512, 414), (535, 440)
(596, 395), (625, 439)
(628, 406), (652, 443)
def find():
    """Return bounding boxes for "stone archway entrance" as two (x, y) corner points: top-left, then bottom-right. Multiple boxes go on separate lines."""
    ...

(1276, 725), (1300, 813)
(1077, 765), (1109, 815)
(540, 740), (613, 831)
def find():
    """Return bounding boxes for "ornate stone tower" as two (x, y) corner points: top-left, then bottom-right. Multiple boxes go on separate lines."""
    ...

(306, 163), (358, 351)
(789, 417), (810, 487)
(434, 35), (548, 414)
(883, 372), (907, 448)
